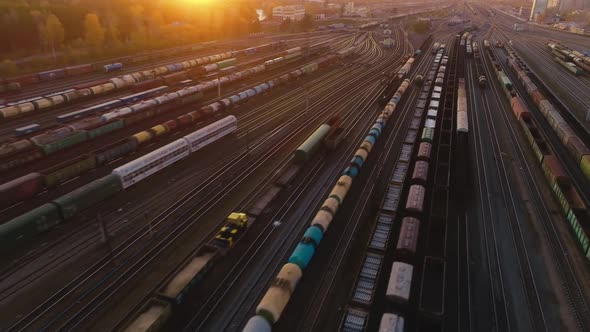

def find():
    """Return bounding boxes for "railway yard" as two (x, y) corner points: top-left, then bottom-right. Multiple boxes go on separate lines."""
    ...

(0, 3), (590, 332)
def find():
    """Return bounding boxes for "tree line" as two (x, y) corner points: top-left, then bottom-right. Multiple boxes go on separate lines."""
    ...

(0, 0), (261, 74)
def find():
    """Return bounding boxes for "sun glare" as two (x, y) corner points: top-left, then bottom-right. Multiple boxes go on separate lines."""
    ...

(180, 0), (216, 6)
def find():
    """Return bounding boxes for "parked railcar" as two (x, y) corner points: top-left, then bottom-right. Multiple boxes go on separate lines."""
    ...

(0, 203), (61, 251)
(119, 86), (168, 104)
(184, 115), (237, 153)
(15, 124), (41, 137)
(57, 99), (125, 123)
(118, 298), (171, 332)
(386, 262), (413, 303)
(406, 184), (426, 213)
(379, 313), (405, 332)
(0, 173), (43, 208)
(104, 63), (123, 73)
(396, 217), (420, 256)
(156, 244), (220, 304)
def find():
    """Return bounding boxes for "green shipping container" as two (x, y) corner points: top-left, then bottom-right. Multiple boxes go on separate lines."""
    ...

(421, 127), (434, 143)
(87, 120), (125, 139)
(216, 58), (237, 69)
(42, 155), (97, 188)
(0, 203), (61, 251)
(53, 174), (122, 219)
(35, 131), (88, 155)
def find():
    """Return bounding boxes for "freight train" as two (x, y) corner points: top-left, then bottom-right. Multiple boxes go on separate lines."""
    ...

(0, 53), (343, 252)
(486, 45), (590, 261)
(0, 43), (284, 120)
(0, 42), (285, 95)
(0, 48), (334, 175)
(0, 116), (237, 251)
(340, 50), (447, 331)
(504, 48), (590, 183)
(547, 41), (590, 73)
(243, 57), (416, 331)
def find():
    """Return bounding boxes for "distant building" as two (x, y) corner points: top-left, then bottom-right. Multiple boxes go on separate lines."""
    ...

(558, 0), (588, 11)
(343, 2), (370, 17)
(272, 5), (306, 21)
(316, 13), (326, 20)
(529, 0), (548, 21)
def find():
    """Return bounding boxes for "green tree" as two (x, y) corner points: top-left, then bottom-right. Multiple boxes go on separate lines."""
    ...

(279, 18), (292, 32)
(84, 13), (106, 50)
(42, 14), (65, 63)
(299, 14), (314, 31)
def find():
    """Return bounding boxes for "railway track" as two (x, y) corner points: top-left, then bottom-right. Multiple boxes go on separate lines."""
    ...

(471, 51), (546, 332)
(489, 22), (590, 133)
(480, 35), (590, 332)
(181, 57), (388, 332)
(1, 33), (384, 330)
(0, 37), (355, 215)
(0, 39), (364, 298)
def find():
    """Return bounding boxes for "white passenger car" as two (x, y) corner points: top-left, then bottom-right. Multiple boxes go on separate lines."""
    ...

(184, 115), (237, 153)
(112, 139), (190, 188)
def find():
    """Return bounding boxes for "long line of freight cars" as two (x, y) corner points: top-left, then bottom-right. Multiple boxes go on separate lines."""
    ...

(242, 57), (416, 332)
(499, 44), (590, 183)
(485, 46), (590, 260)
(0, 53), (342, 252)
(547, 41), (590, 75)
(0, 40), (280, 95)
(0, 45), (326, 176)
(341, 47), (449, 332)
(115, 117), (344, 331)
(0, 42), (285, 120)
